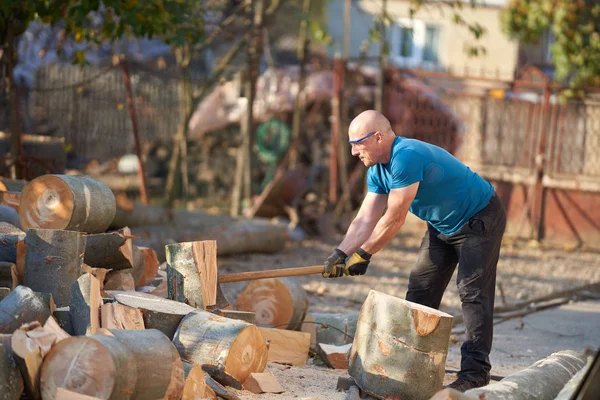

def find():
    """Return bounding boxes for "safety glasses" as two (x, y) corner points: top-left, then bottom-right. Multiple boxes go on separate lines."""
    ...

(349, 131), (378, 144)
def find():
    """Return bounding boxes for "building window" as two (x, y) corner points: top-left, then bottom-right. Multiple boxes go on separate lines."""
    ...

(391, 20), (442, 68)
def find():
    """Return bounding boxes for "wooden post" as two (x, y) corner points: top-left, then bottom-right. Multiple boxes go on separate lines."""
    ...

(120, 59), (149, 205)
(24, 229), (87, 307)
(348, 290), (453, 400)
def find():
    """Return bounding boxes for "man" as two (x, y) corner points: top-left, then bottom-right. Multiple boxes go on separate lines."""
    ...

(322, 110), (506, 391)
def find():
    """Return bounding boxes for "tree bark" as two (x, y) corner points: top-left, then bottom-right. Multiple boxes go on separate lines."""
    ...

(0, 262), (18, 290)
(69, 273), (102, 336)
(0, 334), (24, 400)
(111, 291), (195, 340)
(166, 240), (218, 309)
(107, 329), (184, 400)
(235, 277), (308, 330)
(84, 228), (136, 271)
(19, 175), (116, 233)
(24, 229), (86, 307)
(0, 286), (52, 334)
(348, 290), (453, 400)
(173, 310), (268, 384)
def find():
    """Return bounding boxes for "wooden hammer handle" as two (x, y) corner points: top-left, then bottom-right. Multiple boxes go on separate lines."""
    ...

(217, 265), (325, 283)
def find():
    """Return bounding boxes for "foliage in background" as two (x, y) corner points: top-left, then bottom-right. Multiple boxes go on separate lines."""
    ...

(501, 0), (600, 94)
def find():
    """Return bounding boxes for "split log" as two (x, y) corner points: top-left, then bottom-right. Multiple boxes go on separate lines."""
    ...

(0, 191), (20, 212)
(0, 205), (20, 228)
(213, 310), (256, 324)
(0, 286), (52, 333)
(39, 335), (137, 400)
(52, 307), (73, 336)
(317, 343), (351, 369)
(235, 277), (308, 330)
(173, 310), (268, 383)
(107, 329), (185, 400)
(182, 363), (217, 400)
(43, 316), (70, 343)
(84, 228), (135, 271)
(302, 312), (358, 349)
(100, 303), (145, 330)
(243, 372), (285, 394)
(15, 238), (25, 284)
(257, 327), (310, 367)
(204, 375), (240, 400)
(104, 271), (136, 291)
(111, 291), (195, 340)
(465, 350), (587, 400)
(133, 246), (160, 288)
(0, 178), (27, 192)
(24, 229), (86, 307)
(19, 174), (116, 233)
(0, 262), (17, 289)
(0, 224), (24, 263)
(69, 273), (102, 336)
(0, 334), (24, 400)
(166, 240), (217, 309)
(348, 290), (454, 400)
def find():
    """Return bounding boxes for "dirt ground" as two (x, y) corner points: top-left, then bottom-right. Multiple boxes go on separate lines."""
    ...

(217, 215), (600, 399)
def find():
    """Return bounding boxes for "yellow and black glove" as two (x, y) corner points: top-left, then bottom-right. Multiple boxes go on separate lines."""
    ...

(322, 248), (347, 278)
(345, 248), (371, 276)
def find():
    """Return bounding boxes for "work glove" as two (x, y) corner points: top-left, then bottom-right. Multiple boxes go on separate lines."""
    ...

(345, 248), (371, 276)
(322, 248), (348, 278)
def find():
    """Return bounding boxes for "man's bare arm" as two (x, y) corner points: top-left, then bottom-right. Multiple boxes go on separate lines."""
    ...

(337, 192), (388, 255)
(360, 182), (419, 255)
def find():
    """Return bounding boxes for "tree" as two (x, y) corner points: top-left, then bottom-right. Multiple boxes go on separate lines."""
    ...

(501, 0), (600, 94)
(0, 0), (205, 177)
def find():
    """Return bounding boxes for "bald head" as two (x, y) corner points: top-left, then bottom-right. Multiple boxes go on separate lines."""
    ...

(348, 110), (393, 141)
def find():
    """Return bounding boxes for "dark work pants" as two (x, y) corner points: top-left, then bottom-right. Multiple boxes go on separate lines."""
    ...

(406, 193), (506, 384)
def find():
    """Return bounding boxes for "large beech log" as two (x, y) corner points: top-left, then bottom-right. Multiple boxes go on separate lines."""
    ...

(182, 362), (217, 400)
(348, 290), (453, 400)
(19, 175), (116, 233)
(39, 335), (137, 400)
(107, 329), (184, 400)
(302, 312), (358, 349)
(70, 273), (102, 336)
(0, 334), (24, 400)
(84, 228), (135, 271)
(235, 277), (308, 330)
(111, 291), (195, 340)
(24, 229), (86, 307)
(166, 240), (217, 309)
(0, 262), (17, 289)
(0, 224), (24, 263)
(0, 286), (52, 333)
(464, 350), (587, 400)
(0, 179), (27, 192)
(173, 310), (268, 384)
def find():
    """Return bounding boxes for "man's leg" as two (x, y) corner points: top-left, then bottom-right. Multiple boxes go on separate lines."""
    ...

(452, 194), (506, 385)
(406, 224), (458, 309)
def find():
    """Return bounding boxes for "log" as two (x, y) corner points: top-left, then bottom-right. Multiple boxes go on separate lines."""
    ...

(0, 262), (17, 289)
(100, 303), (145, 330)
(104, 271), (136, 291)
(24, 229), (87, 307)
(0, 286), (52, 334)
(465, 350), (587, 400)
(173, 310), (268, 383)
(317, 343), (351, 369)
(15, 238), (25, 284)
(110, 204), (173, 229)
(0, 287), (9, 301)
(43, 316), (70, 343)
(107, 329), (185, 400)
(182, 363), (217, 400)
(52, 307), (73, 336)
(55, 388), (103, 400)
(111, 291), (195, 340)
(348, 290), (454, 400)
(554, 355), (594, 400)
(39, 335), (136, 400)
(69, 273), (102, 336)
(166, 240), (218, 309)
(84, 228), (136, 271)
(19, 175), (116, 233)
(234, 277), (308, 330)
(0, 334), (24, 400)
(0, 191), (20, 212)
(133, 246), (160, 288)
(0, 205), (20, 229)
(0, 178), (27, 192)
(0, 224), (24, 263)
(257, 327), (310, 367)
(302, 312), (358, 349)
(243, 372), (285, 394)
(213, 310), (256, 324)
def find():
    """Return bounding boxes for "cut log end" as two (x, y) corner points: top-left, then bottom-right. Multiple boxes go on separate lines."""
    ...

(19, 175), (74, 230)
(225, 325), (268, 383)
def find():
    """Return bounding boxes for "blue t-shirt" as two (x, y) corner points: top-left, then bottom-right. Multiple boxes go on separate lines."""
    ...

(367, 137), (494, 235)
